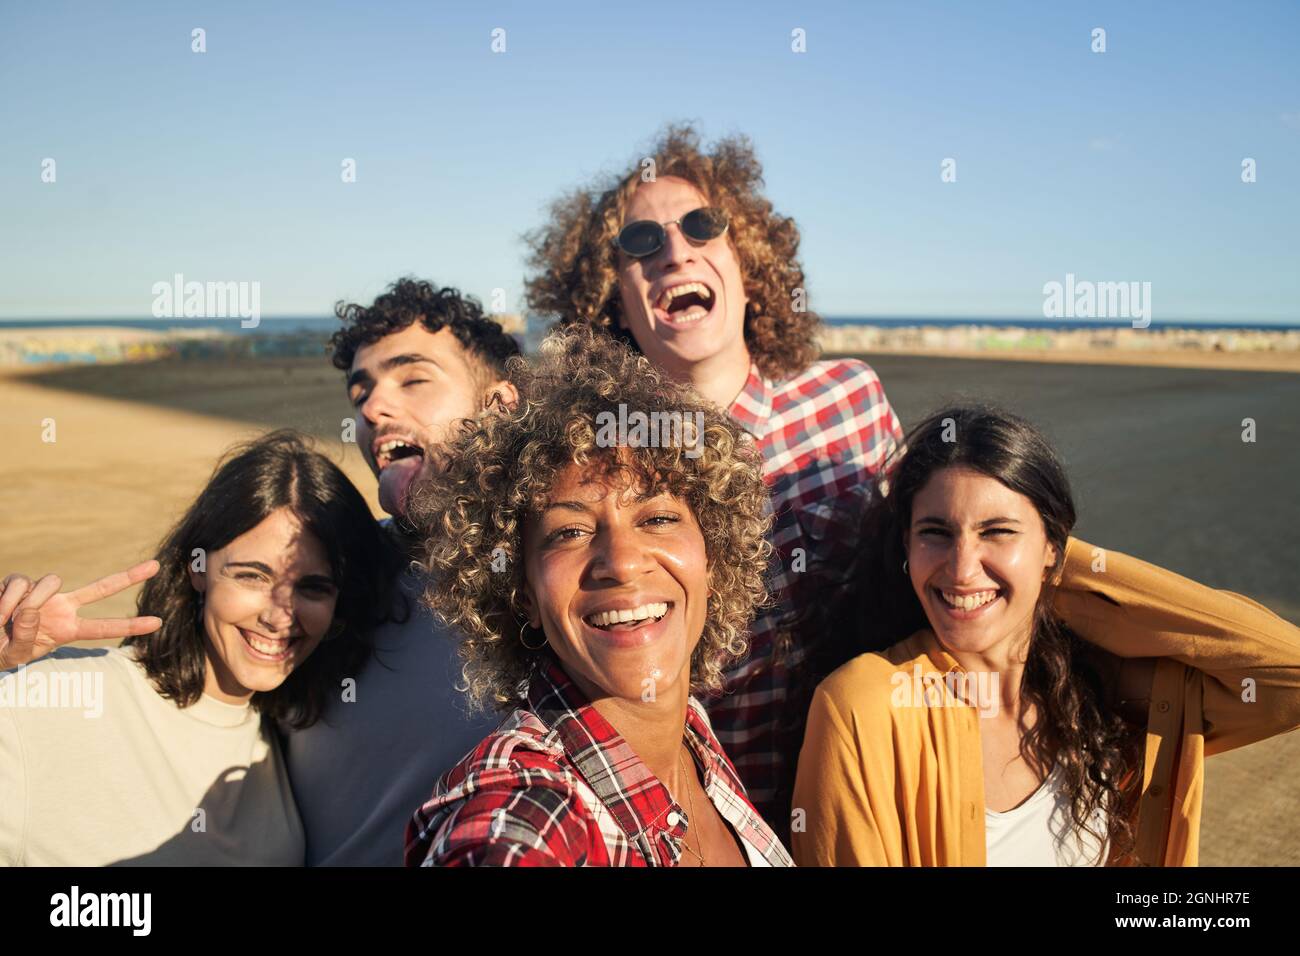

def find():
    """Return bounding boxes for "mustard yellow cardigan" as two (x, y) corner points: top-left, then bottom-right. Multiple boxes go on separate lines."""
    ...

(791, 537), (1300, 866)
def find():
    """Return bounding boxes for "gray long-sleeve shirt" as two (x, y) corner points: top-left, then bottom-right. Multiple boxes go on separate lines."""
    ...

(286, 569), (497, 866)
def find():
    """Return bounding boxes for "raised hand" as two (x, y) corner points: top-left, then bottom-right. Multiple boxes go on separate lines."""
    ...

(0, 561), (163, 670)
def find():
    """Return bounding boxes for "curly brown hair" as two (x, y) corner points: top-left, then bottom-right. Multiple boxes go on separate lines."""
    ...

(407, 325), (773, 713)
(524, 123), (822, 382)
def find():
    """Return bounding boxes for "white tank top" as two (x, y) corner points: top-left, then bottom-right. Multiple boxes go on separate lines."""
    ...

(984, 764), (1109, 867)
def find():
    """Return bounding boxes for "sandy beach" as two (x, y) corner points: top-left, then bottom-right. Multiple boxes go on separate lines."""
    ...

(2, 353), (1298, 865)
(1, 359), (377, 620)
(832, 346), (1300, 373)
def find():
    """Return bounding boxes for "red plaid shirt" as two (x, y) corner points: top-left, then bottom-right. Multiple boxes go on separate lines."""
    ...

(712, 358), (903, 830)
(404, 656), (794, 867)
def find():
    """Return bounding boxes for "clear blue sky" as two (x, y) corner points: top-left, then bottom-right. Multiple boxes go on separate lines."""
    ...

(1, 0), (1296, 322)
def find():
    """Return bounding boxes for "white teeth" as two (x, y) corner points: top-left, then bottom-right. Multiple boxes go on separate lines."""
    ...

(940, 590), (999, 611)
(668, 306), (708, 324)
(245, 632), (291, 656)
(655, 282), (714, 311)
(585, 602), (669, 628)
(375, 438), (424, 467)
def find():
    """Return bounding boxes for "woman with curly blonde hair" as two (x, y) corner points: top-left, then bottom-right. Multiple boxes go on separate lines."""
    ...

(403, 327), (793, 866)
(526, 124), (904, 832)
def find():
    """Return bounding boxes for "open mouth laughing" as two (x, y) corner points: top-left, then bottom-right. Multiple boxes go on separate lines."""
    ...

(237, 626), (299, 663)
(374, 435), (425, 471)
(653, 281), (716, 326)
(583, 601), (670, 631)
(579, 600), (674, 647)
(372, 432), (427, 515)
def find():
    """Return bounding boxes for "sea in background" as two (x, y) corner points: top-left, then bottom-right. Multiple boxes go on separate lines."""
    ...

(0, 317), (347, 335)
(4, 315), (1299, 371)
(3, 316), (1299, 334)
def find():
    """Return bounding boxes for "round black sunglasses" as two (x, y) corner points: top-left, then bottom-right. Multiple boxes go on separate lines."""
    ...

(615, 207), (730, 259)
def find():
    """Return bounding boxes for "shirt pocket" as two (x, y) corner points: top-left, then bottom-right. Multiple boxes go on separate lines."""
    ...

(793, 483), (871, 562)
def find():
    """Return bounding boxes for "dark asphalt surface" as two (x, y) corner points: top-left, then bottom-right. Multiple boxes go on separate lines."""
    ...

(860, 354), (1300, 623)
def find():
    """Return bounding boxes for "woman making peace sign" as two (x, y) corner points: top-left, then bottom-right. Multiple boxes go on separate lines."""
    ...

(0, 431), (400, 865)
(1, 561), (163, 669)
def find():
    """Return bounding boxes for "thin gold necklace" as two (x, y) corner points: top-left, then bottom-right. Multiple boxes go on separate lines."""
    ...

(677, 747), (706, 866)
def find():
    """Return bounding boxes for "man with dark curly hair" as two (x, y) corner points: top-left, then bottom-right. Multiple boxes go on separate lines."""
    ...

(526, 125), (904, 834)
(285, 277), (522, 865)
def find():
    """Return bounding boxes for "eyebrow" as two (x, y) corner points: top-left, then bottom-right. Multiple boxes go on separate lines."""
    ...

(346, 353), (442, 391)
(540, 490), (662, 515)
(222, 560), (336, 583)
(542, 500), (592, 515)
(914, 516), (1024, 527)
(223, 560), (274, 574)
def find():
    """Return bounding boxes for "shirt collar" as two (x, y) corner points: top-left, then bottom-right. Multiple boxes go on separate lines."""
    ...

(909, 628), (967, 676)
(726, 362), (774, 439)
(525, 656), (722, 849)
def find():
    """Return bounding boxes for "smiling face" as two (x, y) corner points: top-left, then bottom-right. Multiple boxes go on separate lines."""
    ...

(616, 176), (749, 383)
(347, 323), (500, 519)
(519, 463), (711, 706)
(190, 507), (339, 703)
(905, 466), (1058, 660)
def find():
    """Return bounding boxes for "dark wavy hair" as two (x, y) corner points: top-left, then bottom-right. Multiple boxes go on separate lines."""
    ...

(808, 405), (1143, 862)
(524, 123), (822, 381)
(124, 430), (405, 729)
(330, 277), (521, 381)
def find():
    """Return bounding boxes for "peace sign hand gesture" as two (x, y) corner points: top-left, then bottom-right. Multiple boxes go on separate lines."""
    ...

(0, 561), (163, 670)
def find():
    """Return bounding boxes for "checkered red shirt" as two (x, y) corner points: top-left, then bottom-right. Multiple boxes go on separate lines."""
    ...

(712, 358), (903, 831)
(404, 655), (794, 867)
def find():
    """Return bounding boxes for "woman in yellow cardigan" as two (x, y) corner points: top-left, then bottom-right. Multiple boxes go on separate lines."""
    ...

(792, 405), (1300, 867)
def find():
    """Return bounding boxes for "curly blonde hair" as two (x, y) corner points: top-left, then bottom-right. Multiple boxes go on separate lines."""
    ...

(524, 123), (822, 382)
(408, 325), (773, 713)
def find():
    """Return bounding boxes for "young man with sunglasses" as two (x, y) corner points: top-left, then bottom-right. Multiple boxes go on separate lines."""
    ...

(526, 125), (904, 838)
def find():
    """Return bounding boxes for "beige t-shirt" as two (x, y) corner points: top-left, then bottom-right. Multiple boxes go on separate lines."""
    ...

(0, 646), (304, 866)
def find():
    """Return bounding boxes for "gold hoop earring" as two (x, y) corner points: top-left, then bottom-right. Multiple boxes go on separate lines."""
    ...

(519, 621), (548, 651)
